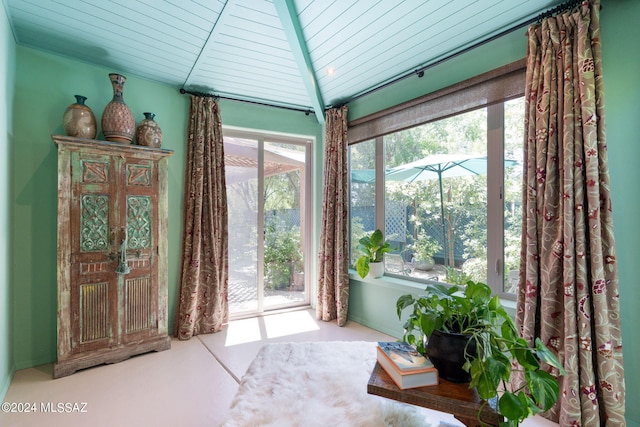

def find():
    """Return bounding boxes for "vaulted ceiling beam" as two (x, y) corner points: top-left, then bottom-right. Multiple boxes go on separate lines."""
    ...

(183, 0), (236, 90)
(274, 0), (325, 124)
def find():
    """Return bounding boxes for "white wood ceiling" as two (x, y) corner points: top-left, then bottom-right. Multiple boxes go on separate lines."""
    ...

(4, 0), (565, 121)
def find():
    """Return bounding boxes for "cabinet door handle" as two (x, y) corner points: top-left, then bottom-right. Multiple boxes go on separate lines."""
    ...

(115, 229), (130, 275)
(109, 227), (117, 245)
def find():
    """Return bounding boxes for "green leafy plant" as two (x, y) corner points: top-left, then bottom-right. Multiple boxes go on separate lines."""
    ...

(264, 225), (302, 290)
(408, 232), (441, 262)
(396, 281), (565, 427)
(354, 229), (392, 278)
(445, 266), (473, 285)
(460, 257), (487, 284)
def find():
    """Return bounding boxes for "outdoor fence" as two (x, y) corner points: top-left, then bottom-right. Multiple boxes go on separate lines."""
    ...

(351, 205), (468, 266)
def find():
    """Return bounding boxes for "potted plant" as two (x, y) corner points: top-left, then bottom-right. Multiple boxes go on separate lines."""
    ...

(408, 232), (441, 271)
(396, 281), (565, 427)
(355, 229), (392, 279)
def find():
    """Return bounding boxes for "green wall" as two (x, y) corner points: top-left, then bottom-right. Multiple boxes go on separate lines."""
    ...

(347, 1), (640, 425)
(601, 1), (640, 426)
(0, 2), (16, 402)
(10, 47), (321, 371)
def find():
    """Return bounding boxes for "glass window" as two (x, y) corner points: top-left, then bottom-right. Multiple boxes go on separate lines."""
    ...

(349, 139), (377, 262)
(383, 108), (488, 284)
(349, 97), (524, 297)
(503, 97), (525, 293)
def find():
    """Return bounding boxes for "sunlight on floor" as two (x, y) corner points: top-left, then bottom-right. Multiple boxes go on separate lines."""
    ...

(224, 317), (263, 346)
(263, 310), (320, 339)
(224, 310), (320, 346)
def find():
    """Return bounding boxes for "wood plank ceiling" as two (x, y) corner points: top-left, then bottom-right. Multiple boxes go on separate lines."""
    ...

(4, 0), (565, 122)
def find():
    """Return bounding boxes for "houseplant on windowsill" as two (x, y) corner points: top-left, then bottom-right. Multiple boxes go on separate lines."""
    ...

(355, 229), (392, 279)
(396, 281), (565, 427)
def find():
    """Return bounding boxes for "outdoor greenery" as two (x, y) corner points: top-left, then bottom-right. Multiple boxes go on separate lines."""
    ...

(406, 231), (441, 262)
(262, 145), (305, 290)
(225, 140), (305, 293)
(384, 108), (491, 268)
(397, 281), (566, 427)
(350, 217), (367, 263)
(349, 99), (524, 289)
(263, 222), (302, 290)
(225, 154), (303, 266)
(445, 266), (473, 285)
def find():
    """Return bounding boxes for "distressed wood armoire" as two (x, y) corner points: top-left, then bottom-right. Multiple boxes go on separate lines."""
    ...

(53, 135), (172, 378)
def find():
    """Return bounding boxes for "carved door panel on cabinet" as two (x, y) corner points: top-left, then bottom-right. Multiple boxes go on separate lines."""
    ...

(69, 152), (118, 355)
(54, 135), (172, 378)
(120, 157), (159, 345)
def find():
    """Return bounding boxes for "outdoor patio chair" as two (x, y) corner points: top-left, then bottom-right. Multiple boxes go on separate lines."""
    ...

(384, 253), (412, 275)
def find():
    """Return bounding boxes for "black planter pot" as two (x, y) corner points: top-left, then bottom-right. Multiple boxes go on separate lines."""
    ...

(426, 329), (477, 383)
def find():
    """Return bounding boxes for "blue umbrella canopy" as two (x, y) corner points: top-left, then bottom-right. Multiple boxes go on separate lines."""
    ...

(351, 155), (519, 183)
(385, 154), (517, 182)
(382, 154), (519, 266)
(350, 169), (376, 184)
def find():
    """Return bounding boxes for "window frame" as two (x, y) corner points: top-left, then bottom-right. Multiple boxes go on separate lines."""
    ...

(347, 61), (526, 299)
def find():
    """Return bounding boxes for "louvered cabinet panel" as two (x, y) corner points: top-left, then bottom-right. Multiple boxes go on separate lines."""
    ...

(79, 282), (111, 342)
(125, 277), (152, 333)
(53, 135), (173, 378)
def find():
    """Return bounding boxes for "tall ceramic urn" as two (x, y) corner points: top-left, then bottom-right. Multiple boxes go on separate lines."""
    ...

(101, 73), (135, 143)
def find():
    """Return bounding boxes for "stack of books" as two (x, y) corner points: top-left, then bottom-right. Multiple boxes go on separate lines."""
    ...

(376, 341), (439, 389)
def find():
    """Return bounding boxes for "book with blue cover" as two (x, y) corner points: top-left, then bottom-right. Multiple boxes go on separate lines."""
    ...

(376, 341), (438, 388)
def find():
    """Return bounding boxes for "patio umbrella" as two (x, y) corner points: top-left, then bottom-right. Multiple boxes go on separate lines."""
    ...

(350, 169), (375, 184)
(385, 154), (519, 266)
(224, 137), (305, 184)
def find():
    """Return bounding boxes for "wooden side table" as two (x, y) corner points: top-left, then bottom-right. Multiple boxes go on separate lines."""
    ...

(367, 362), (503, 427)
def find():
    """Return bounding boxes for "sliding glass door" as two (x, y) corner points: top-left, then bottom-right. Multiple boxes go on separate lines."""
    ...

(224, 131), (310, 317)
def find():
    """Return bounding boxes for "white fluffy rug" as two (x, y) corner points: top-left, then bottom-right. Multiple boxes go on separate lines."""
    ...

(219, 341), (436, 427)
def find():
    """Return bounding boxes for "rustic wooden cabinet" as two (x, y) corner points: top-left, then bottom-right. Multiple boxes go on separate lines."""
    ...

(53, 135), (173, 378)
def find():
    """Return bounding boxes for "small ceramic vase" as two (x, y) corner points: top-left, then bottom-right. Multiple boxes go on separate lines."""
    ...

(63, 95), (97, 139)
(135, 112), (163, 148)
(101, 73), (135, 143)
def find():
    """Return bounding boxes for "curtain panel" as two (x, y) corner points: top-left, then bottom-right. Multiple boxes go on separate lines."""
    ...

(317, 106), (350, 326)
(516, 0), (625, 425)
(175, 96), (229, 340)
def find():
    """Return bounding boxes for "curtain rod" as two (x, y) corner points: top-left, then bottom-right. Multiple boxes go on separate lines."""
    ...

(537, 0), (584, 21)
(332, 0), (587, 108)
(179, 88), (315, 115)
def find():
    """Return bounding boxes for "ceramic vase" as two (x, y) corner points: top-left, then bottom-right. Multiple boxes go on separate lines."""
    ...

(135, 112), (163, 148)
(101, 73), (135, 143)
(63, 95), (97, 139)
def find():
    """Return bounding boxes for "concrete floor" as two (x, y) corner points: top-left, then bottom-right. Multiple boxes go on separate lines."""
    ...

(1, 309), (557, 427)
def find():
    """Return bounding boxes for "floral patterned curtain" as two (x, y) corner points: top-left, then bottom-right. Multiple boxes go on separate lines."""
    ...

(317, 106), (350, 326)
(175, 96), (229, 340)
(516, 0), (625, 424)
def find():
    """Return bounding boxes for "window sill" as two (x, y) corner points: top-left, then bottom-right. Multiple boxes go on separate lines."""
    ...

(348, 268), (518, 317)
(348, 269), (433, 293)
